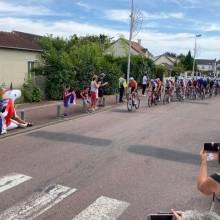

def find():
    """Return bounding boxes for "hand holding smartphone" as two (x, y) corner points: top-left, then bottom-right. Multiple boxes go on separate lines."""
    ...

(204, 142), (219, 161)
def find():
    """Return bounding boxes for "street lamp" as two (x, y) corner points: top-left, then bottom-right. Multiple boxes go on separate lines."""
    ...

(192, 34), (202, 77)
(127, 0), (134, 82)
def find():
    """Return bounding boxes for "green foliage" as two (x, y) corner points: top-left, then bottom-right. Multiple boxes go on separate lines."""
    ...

(22, 79), (42, 102)
(177, 51), (194, 72)
(155, 65), (168, 80)
(111, 55), (156, 82)
(184, 51), (193, 71)
(171, 63), (185, 77)
(37, 35), (155, 99)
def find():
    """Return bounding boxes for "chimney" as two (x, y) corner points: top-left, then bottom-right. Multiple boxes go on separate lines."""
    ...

(137, 39), (141, 45)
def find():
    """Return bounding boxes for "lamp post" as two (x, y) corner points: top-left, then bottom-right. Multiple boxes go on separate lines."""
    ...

(127, 0), (134, 82)
(192, 34), (202, 77)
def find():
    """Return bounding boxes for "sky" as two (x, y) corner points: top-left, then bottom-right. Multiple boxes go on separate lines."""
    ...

(0, 0), (220, 59)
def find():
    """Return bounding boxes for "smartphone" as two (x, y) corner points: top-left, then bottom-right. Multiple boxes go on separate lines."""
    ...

(148, 214), (175, 220)
(204, 143), (219, 152)
(207, 153), (216, 161)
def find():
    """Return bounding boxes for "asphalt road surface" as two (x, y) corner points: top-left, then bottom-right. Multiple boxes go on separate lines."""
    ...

(0, 97), (220, 220)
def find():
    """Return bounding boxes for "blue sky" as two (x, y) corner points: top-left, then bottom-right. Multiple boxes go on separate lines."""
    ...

(0, 0), (220, 58)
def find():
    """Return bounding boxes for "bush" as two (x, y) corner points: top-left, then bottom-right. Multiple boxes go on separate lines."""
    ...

(22, 80), (42, 102)
(155, 65), (169, 80)
(36, 35), (156, 99)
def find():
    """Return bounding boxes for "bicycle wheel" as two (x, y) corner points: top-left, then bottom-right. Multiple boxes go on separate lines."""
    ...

(127, 98), (133, 112)
(191, 91), (196, 100)
(134, 97), (140, 109)
(148, 96), (152, 107)
(163, 94), (168, 104)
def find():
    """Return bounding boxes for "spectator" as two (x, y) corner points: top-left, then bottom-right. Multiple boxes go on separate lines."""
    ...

(98, 73), (108, 107)
(0, 100), (6, 135)
(142, 73), (148, 96)
(90, 75), (100, 112)
(4, 99), (32, 129)
(171, 209), (220, 220)
(63, 85), (71, 116)
(118, 76), (127, 103)
(197, 148), (220, 195)
(80, 86), (90, 113)
(69, 88), (76, 105)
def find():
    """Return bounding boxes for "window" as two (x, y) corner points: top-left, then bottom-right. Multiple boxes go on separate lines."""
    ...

(28, 61), (37, 79)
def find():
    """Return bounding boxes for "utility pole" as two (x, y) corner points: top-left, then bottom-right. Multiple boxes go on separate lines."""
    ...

(127, 0), (134, 82)
(192, 34), (202, 77)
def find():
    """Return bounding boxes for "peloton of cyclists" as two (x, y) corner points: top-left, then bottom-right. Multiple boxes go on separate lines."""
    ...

(126, 74), (220, 105)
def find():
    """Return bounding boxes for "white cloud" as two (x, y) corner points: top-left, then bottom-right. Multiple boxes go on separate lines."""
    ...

(76, 1), (92, 10)
(142, 11), (184, 20)
(104, 10), (130, 23)
(0, 17), (219, 59)
(104, 9), (184, 23)
(0, 1), (53, 16)
(203, 23), (220, 32)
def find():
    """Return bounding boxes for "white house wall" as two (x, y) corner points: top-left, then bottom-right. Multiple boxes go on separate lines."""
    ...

(0, 48), (41, 88)
(197, 63), (216, 73)
(154, 56), (174, 66)
(105, 40), (139, 57)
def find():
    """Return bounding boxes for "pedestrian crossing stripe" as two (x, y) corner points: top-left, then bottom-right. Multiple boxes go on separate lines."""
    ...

(0, 184), (77, 220)
(0, 173), (32, 193)
(0, 173), (130, 220)
(72, 196), (130, 220)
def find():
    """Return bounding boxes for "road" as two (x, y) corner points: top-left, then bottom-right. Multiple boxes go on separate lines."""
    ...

(0, 97), (220, 219)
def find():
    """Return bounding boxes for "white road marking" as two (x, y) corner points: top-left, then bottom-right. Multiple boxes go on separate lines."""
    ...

(72, 196), (130, 220)
(0, 184), (77, 220)
(0, 173), (32, 193)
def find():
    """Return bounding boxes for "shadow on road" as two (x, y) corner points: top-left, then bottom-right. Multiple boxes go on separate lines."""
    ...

(184, 100), (209, 105)
(128, 145), (199, 165)
(111, 108), (130, 113)
(28, 131), (112, 147)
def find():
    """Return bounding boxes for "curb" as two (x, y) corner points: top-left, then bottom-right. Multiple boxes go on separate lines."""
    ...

(0, 104), (119, 141)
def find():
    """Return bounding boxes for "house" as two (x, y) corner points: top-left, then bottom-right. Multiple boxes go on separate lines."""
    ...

(196, 59), (217, 75)
(105, 38), (154, 59)
(153, 53), (178, 71)
(0, 31), (43, 88)
(217, 60), (220, 75)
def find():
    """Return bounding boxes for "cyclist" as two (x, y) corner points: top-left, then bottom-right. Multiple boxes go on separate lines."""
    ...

(192, 77), (197, 88)
(209, 77), (215, 96)
(202, 77), (208, 94)
(197, 77), (204, 95)
(151, 79), (157, 93)
(128, 77), (138, 97)
(170, 78), (175, 97)
(180, 78), (186, 99)
(156, 78), (162, 101)
(186, 78), (193, 98)
(164, 79), (172, 100)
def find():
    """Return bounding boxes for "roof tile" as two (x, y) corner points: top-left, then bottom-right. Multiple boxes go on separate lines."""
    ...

(0, 31), (42, 52)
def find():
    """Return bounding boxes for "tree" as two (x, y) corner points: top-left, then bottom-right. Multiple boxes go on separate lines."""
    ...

(37, 34), (155, 99)
(37, 35), (122, 99)
(183, 51), (193, 71)
(171, 63), (185, 77)
(155, 65), (168, 80)
(164, 52), (177, 58)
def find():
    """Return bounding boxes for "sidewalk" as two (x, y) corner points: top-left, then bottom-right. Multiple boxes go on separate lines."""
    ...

(14, 95), (118, 128)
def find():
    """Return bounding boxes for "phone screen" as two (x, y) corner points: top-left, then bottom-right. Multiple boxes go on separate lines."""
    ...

(148, 214), (174, 220)
(204, 143), (219, 152)
(207, 152), (218, 161)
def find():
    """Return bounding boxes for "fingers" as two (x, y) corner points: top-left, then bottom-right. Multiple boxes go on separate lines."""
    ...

(200, 147), (205, 154)
(171, 209), (182, 220)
